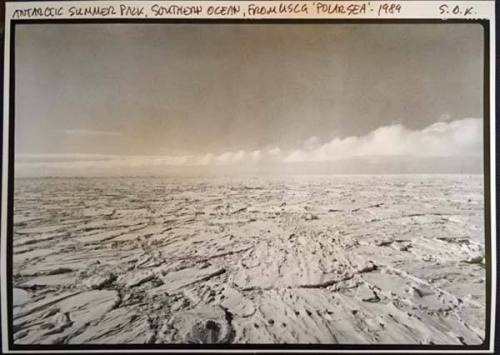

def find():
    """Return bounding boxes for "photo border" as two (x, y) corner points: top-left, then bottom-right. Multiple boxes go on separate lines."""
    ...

(1, 15), (494, 354)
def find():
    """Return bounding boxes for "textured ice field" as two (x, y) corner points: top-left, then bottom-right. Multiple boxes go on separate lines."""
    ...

(11, 175), (486, 345)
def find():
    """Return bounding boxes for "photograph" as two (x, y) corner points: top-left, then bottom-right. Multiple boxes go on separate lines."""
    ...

(9, 21), (488, 346)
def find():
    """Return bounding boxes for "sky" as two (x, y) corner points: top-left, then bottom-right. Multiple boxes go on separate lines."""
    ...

(14, 23), (484, 176)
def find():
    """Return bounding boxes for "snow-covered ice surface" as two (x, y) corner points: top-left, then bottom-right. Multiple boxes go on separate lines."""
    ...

(11, 175), (486, 345)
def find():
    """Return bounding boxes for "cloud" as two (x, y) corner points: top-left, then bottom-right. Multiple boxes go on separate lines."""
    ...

(58, 129), (122, 137)
(303, 136), (321, 150)
(215, 150), (246, 165)
(439, 112), (452, 122)
(283, 118), (482, 163)
(267, 147), (281, 156)
(251, 150), (262, 161)
(16, 118), (482, 176)
(16, 153), (117, 162)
